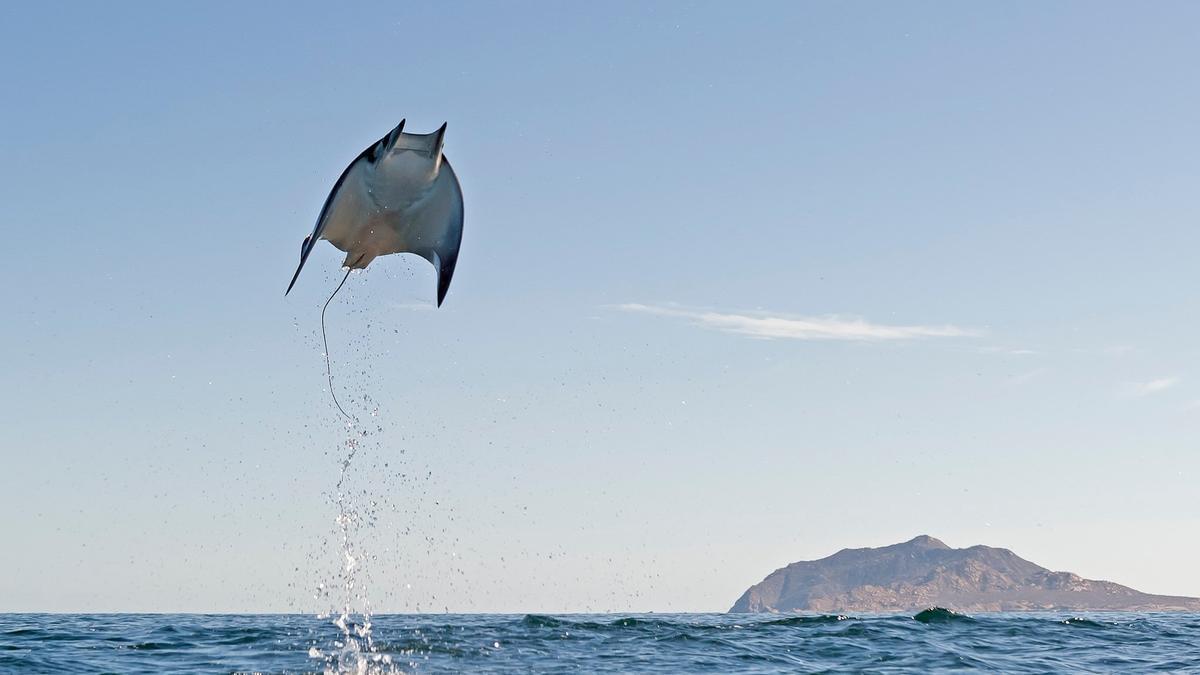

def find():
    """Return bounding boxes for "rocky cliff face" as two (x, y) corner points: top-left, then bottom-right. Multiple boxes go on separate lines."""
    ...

(730, 536), (1200, 613)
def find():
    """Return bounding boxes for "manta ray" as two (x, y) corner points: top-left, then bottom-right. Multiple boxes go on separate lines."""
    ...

(286, 119), (464, 306)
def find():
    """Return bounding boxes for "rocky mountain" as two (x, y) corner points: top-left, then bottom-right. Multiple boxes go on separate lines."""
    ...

(729, 535), (1200, 613)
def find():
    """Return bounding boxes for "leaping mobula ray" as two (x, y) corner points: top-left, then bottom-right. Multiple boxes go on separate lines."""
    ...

(286, 119), (463, 306)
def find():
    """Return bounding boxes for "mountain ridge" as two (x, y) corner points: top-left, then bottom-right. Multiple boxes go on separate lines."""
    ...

(729, 536), (1200, 613)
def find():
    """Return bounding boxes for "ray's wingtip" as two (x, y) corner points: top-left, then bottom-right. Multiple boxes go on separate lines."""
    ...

(285, 269), (302, 296)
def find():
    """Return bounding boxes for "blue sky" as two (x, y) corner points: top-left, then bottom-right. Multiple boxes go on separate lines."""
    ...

(1, 1), (1198, 612)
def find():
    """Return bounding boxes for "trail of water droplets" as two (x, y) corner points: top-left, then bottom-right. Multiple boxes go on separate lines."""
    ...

(291, 265), (466, 673)
(305, 269), (402, 674)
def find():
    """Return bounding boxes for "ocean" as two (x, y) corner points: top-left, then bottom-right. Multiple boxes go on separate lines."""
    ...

(3, 610), (1198, 673)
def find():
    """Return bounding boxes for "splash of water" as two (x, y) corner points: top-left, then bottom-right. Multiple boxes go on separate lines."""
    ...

(306, 270), (402, 675)
(310, 415), (404, 675)
(296, 265), (457, 673)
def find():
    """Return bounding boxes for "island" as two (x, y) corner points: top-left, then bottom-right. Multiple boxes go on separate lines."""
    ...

(729, 535), (1200, 613)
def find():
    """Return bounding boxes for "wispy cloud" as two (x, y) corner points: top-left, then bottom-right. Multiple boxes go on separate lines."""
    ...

(615, 303), (979, 341)
(976, 346), (1041, 356)
(1127, 376), (1180, 398)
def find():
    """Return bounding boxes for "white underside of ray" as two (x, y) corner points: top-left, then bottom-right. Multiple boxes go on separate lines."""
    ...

(320, 156), (463, 273)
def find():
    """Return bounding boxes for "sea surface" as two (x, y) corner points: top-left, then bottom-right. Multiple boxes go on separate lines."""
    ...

(3, 610), (1199, 673)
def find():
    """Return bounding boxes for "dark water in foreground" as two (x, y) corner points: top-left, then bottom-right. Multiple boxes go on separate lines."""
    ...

(3, 610), (1199, 673)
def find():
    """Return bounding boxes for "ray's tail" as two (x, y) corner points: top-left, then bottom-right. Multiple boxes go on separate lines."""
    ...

(321, 268), (355, 422)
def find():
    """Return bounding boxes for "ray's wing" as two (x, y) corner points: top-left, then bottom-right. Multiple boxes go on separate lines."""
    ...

(285, 120), (406, 295)
(408, 158), (464, 307)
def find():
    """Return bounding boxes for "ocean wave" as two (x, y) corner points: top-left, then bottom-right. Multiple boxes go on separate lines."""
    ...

(912, 607), (974, 623)
(1060, 617), (1108, 628)
(758, 614), (853, 627)
(4, 612), (1198, 673)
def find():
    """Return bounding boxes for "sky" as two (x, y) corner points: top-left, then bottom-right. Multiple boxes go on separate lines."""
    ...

(1, 1), (1199, 613)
